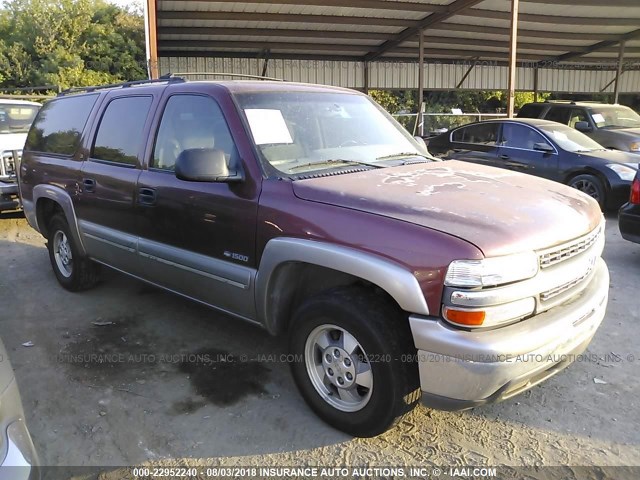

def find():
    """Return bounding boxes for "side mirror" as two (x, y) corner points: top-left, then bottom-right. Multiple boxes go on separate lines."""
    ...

(533, 142), (554, 153)
(575, 121), (592, 133)
(175, 148), (242, 183)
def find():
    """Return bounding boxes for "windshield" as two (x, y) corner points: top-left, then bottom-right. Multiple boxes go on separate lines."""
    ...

(538, 123), (605, 153)
(234, 91), (427, 175)
(591, 105), (640, 129)
(0, 103), (40, 134)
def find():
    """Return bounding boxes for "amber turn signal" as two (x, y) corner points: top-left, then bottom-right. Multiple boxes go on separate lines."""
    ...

(443, 307), (486, 326)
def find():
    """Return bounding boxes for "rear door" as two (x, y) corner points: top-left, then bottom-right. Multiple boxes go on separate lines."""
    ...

(446, 122), (501, 167)
(135, 91), (261, 320)
(496, 123), (560, 180)
(77, 94), (155, 273)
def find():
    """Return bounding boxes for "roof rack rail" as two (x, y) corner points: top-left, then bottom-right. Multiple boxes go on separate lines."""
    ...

(544, 100), (576, 104)
(170, 72), (284, 82)
(57, 75), (186, 97)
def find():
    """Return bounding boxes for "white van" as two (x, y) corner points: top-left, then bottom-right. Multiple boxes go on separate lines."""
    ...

(0, 99), (40, 212)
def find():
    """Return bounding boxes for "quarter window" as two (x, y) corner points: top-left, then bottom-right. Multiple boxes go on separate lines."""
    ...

(26, 94), (98, 155)
(92, 96), (152, 165)
(451, 123), (499, 145)
(152, 95), (237, 171)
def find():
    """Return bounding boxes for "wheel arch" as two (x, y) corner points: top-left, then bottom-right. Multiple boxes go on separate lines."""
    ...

(255, 238), (430, 336)
(33, 184), (86, 255)
(564, 168), (611, 193)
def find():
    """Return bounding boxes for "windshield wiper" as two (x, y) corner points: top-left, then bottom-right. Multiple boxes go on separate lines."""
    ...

(375, 152), (432, 161)
(288, 158), (383, 172)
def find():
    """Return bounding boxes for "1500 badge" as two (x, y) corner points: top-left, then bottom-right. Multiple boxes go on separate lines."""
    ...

(224, 251), (249, 263)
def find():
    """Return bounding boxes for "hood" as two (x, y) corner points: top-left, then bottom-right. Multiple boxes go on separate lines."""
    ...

(579, 148), (639, 167)
(0, 133), (28, 152)
(292, 161), (602, 257)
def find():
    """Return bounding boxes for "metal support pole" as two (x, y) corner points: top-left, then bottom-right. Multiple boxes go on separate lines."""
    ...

(417, 29), (425, 137)
(146, 0), (159, 79)
(533, 66), (539, 103)
(506, 0), (519, 118)
(363, 61), (369, 94)
(613, 40), (626, 104)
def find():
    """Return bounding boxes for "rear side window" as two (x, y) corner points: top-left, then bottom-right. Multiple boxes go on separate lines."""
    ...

(26, 94), (98, 155)
(517, 104), (545, 118)
(92, 96), (153, 166)
(451, 123), (499, 145)
(545, 107), (571, 125)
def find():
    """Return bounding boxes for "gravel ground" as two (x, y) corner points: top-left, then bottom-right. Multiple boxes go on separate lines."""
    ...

(0, 212), (638, 479)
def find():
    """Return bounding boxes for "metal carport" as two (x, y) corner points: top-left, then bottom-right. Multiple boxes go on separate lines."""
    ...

(144, 0), (640, 129)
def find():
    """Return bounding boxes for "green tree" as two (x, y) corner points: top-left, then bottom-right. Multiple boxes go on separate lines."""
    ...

(0, 0), (146, 90)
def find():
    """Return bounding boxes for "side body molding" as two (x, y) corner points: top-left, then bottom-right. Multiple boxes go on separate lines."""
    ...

(255, 237), (430, 334)
(29, 184), (86, 255)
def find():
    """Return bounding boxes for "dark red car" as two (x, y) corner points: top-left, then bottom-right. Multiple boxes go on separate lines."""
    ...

(19, 77), (609, 437)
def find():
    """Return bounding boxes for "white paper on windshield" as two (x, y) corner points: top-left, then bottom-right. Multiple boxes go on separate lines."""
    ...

(592, 113), (605, 125)
(244, 109), (293, 145)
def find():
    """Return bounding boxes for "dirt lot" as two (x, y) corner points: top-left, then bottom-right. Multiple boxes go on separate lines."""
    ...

(0, 213), (638, 478)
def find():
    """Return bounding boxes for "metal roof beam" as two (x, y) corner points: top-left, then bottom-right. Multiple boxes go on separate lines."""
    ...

(548, 28), (640, 62)
(179, 0), (448, 13)
(158, 27), (390, 41)
(440, 23), (623, 42)
(158, 11), (414, 27)
(363, 0), (486, 61)
(469, 9), (640, 26)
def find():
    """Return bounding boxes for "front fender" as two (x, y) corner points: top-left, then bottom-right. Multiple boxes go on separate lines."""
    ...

(255, 237), (430, 335)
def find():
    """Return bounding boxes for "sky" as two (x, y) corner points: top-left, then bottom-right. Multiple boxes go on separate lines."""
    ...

(107, 0), (142, 8)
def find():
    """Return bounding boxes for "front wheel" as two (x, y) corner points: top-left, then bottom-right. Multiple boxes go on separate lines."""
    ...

(569, 174), (606, 208)
(47, 214), (101, 291)
(289, 286), (421, 437)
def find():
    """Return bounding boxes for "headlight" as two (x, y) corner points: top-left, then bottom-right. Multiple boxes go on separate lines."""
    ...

(605, 163), (637, 181)
(444, 252), (539, 288)
(629, 142), (640, 152)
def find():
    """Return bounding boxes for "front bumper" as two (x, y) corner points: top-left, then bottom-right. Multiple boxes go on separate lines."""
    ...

(0, 182), (20, 211)
(619, 202), (640, 244)
(409, 258), (609, 410)
(0, 379), (39, 480)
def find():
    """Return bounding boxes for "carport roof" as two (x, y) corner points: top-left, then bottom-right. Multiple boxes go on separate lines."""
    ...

(153, 0), (640, 65)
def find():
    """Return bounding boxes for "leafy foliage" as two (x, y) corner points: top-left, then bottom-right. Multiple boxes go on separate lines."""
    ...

(0, 0), (146, 90)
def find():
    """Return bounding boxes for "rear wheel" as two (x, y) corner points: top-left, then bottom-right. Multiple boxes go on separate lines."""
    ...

(47, 214), (101, 291)
(289, 286), (421, 437)
(569, 174), (606, 208)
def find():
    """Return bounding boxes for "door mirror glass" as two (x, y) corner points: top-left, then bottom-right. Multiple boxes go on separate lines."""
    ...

(175, 148), (242, 182)
(533, 142), (554, 153)
(574, 121), (592, 133)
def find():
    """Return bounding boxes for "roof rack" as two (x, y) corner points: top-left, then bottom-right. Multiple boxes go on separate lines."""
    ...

(544, 100), (576, 104)
(57, 75), (185, 97)
(170, 72), (284, 82)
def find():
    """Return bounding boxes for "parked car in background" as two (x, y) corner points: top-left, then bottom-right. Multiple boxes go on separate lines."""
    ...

(0, 100), (41, 213)
(0, 337), (39, 479)
(518, 101), (640, 153)
(427, 118), (637, 209)
(20, 77), (609, 437)
(619, 168), (640, 244)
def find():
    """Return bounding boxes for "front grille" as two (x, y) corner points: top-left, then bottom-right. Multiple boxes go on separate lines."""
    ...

(538, 225), (602, 269)
(0, 149), (20, 181)
(540, 257), (596, 302)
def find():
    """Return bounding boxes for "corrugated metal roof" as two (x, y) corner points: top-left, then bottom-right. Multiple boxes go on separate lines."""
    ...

(154, 0), (640, 65)
(152, 0), (640, 93)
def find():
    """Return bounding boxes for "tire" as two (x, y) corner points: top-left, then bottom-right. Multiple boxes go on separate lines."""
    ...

(289, 286), (421, 437)
(569, 174), (606, 209)
(47, 214), (101, 291)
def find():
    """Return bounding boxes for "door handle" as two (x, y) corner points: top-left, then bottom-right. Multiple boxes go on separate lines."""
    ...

(500, 154), (510, 160)
(83, 178), (96, 193)
(138, 187), (157, 206)
(505, 161), (526, 169)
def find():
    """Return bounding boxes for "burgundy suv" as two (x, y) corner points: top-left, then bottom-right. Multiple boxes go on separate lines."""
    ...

(19, 77), (609, 437)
